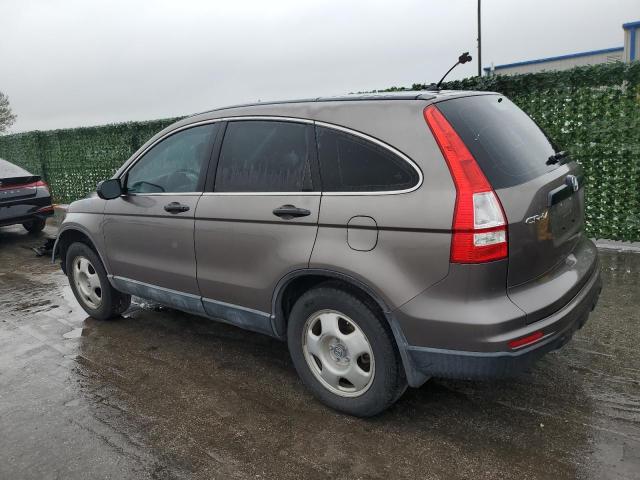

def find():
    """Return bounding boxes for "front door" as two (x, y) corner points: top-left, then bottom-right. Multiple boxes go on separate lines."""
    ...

(104, 123), (220, 312)
(195, 120), (320, 333)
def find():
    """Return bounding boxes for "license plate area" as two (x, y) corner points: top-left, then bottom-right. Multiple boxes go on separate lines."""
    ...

(0, 187), (37, 202)
(550, 193), (581, 239)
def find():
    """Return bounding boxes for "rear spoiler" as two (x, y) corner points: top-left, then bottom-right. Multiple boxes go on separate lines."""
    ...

(0, 175), (42, 189)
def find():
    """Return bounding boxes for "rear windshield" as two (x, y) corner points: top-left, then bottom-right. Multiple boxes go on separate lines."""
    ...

(0, 159), (31, 179)
(436, 95), (560, 189)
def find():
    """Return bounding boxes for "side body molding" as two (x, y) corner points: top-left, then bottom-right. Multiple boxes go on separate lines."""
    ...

(109, 276), (275, 336)
(111, 276), (206, 316)
(201, 297), (274, 336)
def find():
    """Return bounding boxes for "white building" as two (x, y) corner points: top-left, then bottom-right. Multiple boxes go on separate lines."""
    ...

(485, 20), (639, 76)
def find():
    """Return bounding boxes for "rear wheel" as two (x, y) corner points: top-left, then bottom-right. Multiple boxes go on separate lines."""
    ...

(66, 242), (131, 320)
(23, 218), (46, 234)
(287, 285), (406, 417)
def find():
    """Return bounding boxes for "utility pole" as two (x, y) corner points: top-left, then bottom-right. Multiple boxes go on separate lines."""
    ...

(477, 0), (482, 76)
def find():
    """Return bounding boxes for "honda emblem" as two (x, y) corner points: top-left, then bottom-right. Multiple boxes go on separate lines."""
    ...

(566, 175), (579, 192)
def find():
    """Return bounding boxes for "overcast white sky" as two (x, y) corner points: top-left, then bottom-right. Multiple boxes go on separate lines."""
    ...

(1, 0), (638, 132)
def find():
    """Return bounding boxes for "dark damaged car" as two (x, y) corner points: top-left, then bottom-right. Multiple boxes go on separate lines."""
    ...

(0, 158), (53, 233)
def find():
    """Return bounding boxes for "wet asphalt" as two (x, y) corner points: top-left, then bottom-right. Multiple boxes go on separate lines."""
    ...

(0, 223), (639, 480)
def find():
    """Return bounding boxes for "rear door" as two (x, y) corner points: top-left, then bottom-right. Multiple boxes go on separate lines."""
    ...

(437, 95), (591, 320)
(194, 119), (320, 333)
(103, 123), (219, 309)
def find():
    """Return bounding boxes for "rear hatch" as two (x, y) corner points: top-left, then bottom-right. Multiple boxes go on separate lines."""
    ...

(0, 160), (40, 204)
(437, 94), (594, 322)
(0, 176), (42, 203)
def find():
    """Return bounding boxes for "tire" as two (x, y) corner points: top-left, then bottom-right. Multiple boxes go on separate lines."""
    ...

(66, 242), (131, 320)
(287, 284), (407, 417)
(23, 218), (46, 234)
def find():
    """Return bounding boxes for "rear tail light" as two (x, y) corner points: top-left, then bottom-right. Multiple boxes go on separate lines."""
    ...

(424, 105), (508, 263)
(29, 180), (50, 194)
(34, 180), (49, 192)
(0, 179), (49, 191)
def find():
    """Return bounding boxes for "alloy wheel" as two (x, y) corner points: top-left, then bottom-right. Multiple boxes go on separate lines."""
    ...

(72, 256), (103, 309)
(302, 309), (375, 397)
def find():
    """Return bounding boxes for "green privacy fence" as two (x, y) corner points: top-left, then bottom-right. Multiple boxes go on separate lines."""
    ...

(0, 118), (181, 204)
(0, 62), (639, 240)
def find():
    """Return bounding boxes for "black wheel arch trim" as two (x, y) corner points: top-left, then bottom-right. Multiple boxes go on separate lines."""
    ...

(271, 268), (429, 388)
(52, 224), (111, 278)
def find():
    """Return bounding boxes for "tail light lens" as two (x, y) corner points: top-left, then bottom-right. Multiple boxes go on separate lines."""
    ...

(0, 179), (49, 192)
(34, 180), (49, 193)
(424, 105), (508, 263)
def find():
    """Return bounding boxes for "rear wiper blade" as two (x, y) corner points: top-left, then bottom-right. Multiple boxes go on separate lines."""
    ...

(546, 151), (569, 165)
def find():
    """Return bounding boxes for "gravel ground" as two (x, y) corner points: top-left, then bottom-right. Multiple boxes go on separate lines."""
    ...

(1, 222), (639, 480)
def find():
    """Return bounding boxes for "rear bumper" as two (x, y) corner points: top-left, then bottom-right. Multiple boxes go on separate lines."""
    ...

(0, 197), (54, 227)
(0, 210), (54, 227)
(405, 262), (602, 380)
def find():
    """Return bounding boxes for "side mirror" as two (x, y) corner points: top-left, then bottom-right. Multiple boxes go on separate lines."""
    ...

(97, 178), (123, 200)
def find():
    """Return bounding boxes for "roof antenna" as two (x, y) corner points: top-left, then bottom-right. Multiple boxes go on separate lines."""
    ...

(428, 52), (473, 91)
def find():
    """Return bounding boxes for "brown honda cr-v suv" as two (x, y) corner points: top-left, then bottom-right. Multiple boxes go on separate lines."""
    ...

(55, 91), (602, 416)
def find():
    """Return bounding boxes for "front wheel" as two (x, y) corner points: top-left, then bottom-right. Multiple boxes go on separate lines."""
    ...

(66, 242), (131, 320)
(23, 218), (46, 234)
(287, 285), (406, 417)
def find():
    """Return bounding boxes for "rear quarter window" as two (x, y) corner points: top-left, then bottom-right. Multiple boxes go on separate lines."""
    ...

(316, 127), (419, 192)
(436, 95), (560, 189)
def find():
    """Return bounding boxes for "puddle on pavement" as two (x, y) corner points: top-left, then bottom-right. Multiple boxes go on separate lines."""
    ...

(62, 328), (84, 339)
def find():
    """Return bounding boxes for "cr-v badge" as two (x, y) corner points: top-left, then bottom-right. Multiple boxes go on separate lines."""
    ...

(525, 210), (548, 224)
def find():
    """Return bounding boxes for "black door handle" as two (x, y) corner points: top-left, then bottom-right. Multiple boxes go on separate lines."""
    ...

(164, 202), (190, 214)
(273, 204), (311, 219)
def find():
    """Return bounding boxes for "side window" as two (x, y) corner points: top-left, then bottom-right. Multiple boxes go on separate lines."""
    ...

(215, 121), (313, 192)
(126, 124), (218, 194)
(316, 127), (419, 192)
